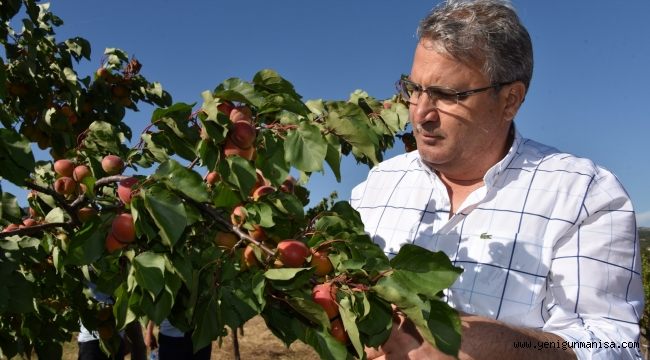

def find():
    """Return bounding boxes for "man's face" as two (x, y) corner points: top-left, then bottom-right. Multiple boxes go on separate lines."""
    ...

(408, 40), (515, 179)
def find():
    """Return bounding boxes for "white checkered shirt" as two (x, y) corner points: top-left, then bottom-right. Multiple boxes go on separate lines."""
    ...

(351, 129), (643, 359)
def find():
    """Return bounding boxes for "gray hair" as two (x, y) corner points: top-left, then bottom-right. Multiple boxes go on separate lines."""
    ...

(417, 0), (533, 92)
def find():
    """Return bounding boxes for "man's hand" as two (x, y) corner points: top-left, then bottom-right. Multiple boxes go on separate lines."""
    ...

(365, 309), (456, 360)
(366, 309), (576, 360)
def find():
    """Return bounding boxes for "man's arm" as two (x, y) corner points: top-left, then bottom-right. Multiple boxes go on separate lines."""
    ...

(367, 311), (576, 360)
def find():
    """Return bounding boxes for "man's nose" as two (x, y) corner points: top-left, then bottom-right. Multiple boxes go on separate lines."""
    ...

(410, 95), (439, 123)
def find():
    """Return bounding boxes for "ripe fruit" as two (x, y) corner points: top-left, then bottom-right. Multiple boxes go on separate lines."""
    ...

(310, 248), (334, 276)
(2, 223), (19, 232)
(223, 138), (255, 160)
(330, 319), (349, 344)
(277, 240), (310, 268)
(21, 218), (38, 228)
(280, 176), (296, 193)
(111, 84), (129, 98)
(117, 177), (138, 204)
(312, 282), (339, 319)
(95, 67), (109, 80)
(228, 121), (256, 149)
(105, 233), (125, 253)
(53, 159), (75, 177)
(59, 105), (78, 124)
(252, 185), (275, 201)
(248, 225), (268, 242)
(217, 101), (234, 116)
(230, 205), (247, 226)
(101, 155), (125, 175)
(54, 177), (77, 195)
(206, 171), (220, 185)
(241, 244), (260, 270)
(214, 232), (239, 249)
(229, 106), (253, 123)
(77, 183), (88, 196)
(254, 169), (269, 188)
(111, 213), (135, 243)
(77, 207), (98, 223)
(72, 165), (92, 182)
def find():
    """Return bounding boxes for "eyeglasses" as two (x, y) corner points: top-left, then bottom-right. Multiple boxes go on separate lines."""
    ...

(396, 75), (515, 105)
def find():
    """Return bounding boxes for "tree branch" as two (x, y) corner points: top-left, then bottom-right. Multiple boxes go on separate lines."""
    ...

(0, 222), (71, 239)
(184, 197), (276, 257)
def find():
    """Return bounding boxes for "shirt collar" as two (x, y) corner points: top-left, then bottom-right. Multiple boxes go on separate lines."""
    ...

(483, 125), (523, 188)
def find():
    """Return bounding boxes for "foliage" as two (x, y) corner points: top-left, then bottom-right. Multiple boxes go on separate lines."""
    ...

(639, 229), (650, 345)
(0, 1), (459, 359)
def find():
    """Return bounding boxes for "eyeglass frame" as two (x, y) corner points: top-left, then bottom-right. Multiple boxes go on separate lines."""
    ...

(396, 75), (516, 105)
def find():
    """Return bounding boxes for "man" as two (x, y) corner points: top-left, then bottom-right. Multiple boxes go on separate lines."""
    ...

(351, 0), (643, 359)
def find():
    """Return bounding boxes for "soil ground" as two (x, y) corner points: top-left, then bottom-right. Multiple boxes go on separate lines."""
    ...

(56, 316), (317, 360)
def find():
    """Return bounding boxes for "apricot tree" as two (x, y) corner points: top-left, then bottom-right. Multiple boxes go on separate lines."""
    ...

(0, 1), (462, 359)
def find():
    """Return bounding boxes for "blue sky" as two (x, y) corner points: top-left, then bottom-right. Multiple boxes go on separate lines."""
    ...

(4, 1), (650, 227)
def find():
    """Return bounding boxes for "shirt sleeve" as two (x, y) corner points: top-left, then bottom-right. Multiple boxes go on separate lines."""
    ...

(543, 168), (644, 360)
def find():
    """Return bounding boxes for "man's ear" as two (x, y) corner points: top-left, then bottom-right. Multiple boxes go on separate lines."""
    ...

(503, 81), (526, 122)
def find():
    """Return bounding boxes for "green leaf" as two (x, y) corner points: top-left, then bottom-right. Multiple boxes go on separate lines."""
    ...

(424, 299), (462, 356)
(82, 121), (127, 156)
(153, 159), (210, 203)
(133, 251), (166, 298)
(379, 102), (409, 133)
(252, 69), (301, 99)
(113, 284), (135, 331)
(302, 326), (351, 360)
(212, 182), (240, 208)
(339, 296), (364, 357)
(389, 244), (463, 298)
(191, 296), (223, 352)
(0, 129), (35, 186)
(1, 191), (22, 223)
(143, 185), (187, 247)
(196, 139), (220, 171)
(255, 131), (289, 185)
(357, 296), (393, 348)
(284, 121), (327, 173)
(259, 93), (310, 117)
(225, 156), (257, 199)
(64, 37), (91, 60)
(151, 102), (194, 125)
(324, 133), (342, 182)
(44, 207), (65, 224)
(220, 273), (264, 328)
(65, 219), (106, 265)
(266, 268), (314, 291)
(214, 77), (264, 108)
(141, 133), (170, 163)
(264, 267), (309, 281)
(286, 296), (330, 329)
(0, 272), (34, 313)
(324, 102), (380, 165)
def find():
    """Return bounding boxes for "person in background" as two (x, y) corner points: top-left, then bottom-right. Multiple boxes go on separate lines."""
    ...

(351, 0), (643, 359)
(144, 319), (212, 360)
(77, 283), (125, 360)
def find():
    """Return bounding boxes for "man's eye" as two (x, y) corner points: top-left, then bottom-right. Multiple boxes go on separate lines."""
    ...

(428, 89), (457, 101)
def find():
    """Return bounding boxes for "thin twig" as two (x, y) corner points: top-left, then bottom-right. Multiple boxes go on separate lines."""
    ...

(184, 197), (276, 257)
(232, 327), (241, 360)
(0, 222), (71, 239)
(23, 182), (78, 223)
